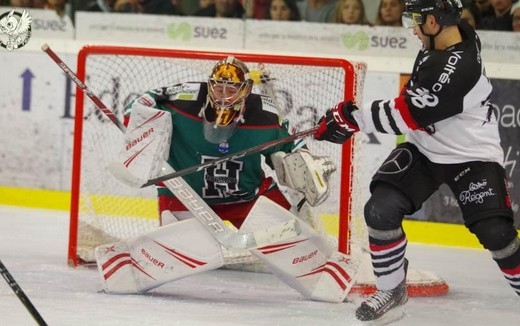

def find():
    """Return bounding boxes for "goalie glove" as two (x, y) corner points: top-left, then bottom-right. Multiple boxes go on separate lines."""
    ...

(271, 149), (336, 207)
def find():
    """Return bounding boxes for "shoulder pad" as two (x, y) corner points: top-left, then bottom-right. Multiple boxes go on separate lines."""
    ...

(136, 93), (157, 107)
(165, 83), (202, 101)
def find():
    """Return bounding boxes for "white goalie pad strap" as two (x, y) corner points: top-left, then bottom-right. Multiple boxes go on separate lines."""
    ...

(109, 103), (172, 183)
(95, 218), (224, 294)
(240, 196), (356, 302)
(271, 149), (336, 207)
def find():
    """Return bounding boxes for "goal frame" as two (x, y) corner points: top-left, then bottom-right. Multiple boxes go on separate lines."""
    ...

(68, 46), (356, 267)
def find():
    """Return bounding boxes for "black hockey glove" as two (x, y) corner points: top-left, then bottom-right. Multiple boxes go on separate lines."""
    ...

(314, 101), (359, 144)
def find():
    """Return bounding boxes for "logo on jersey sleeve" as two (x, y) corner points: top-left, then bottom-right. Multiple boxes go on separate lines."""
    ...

(260, 95), (278, 115)
(165, 83), (201, 101)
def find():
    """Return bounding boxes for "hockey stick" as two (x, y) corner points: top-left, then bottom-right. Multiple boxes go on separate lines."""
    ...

(42, 43), (301, 251)
(108, 126), (318, 188)
(108, 64), (317, 189)
(0, 259), (47, 326)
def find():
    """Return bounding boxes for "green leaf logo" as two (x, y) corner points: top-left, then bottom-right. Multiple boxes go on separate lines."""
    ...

(342, 31), (369, 50)
(166, 22), (192, 41)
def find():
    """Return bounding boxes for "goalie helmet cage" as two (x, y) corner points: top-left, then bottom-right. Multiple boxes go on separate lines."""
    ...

(69, 45), (448, 297)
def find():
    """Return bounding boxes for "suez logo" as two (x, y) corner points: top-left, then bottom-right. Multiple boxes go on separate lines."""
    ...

(166, 22), (227, 41)
(32, 18), (68, 31)
(342, 31), (407, 51)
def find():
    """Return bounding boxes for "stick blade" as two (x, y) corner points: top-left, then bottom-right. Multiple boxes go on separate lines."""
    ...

(238, 196), (303, 249)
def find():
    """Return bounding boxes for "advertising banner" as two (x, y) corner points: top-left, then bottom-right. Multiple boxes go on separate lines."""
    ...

(0, 50), (75, 190)
(245, 20), (422, 58)
(245, 20), (520, 64)
(0, 7), (74, 40)
(478, 30), (520, 63)
(75, 12), (244, 48)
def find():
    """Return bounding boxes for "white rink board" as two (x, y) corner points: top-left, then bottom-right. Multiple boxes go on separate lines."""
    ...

(0, 48), (396, 193)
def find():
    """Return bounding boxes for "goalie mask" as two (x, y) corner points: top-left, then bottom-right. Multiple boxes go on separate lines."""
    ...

(200, 56), (253, 144)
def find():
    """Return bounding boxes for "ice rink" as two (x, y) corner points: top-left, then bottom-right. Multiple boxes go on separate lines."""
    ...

(0, 205), (518, 326)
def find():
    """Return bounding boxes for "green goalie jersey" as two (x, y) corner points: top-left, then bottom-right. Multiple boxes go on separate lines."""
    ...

(125, 82), (305, 205)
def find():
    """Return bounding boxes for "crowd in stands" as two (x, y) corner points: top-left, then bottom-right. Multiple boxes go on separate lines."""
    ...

(0, 0), (519, 32)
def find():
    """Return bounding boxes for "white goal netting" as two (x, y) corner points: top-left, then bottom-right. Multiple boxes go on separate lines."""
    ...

(69, 46), (447, 296)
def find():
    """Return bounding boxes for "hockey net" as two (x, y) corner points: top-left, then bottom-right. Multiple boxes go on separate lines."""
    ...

(69, 45), (448, 297)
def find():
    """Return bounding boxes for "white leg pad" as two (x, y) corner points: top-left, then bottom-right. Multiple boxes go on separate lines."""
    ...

(307, 252), (360, 302)
(240, 196), (358, 302)
(95, 218), (224, 294)
(95, 241), (140, 294)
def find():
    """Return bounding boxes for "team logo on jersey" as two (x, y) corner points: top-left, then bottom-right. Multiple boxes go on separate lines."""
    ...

(0, 9), (31, 51)
(218, 141), (229, 153)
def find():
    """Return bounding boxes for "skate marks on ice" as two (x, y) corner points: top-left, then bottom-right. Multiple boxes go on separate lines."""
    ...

(1, 206), (520, 326)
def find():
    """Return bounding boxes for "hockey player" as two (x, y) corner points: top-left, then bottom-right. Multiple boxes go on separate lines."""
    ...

(95, 56), (358, 302)
(315, 0), (520, 322)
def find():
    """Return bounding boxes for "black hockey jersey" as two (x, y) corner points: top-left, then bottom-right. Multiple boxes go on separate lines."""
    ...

(353, 21), (504, 165)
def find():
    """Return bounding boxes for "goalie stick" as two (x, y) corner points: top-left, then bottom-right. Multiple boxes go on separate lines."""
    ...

(42, 43), (301, 251)
(108, 62), (318, 189)
(0, 259), (47, 326)
(108, 126), (318, 188)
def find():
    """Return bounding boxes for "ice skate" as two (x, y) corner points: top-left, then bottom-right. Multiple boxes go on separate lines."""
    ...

(355, 259), (408, 324)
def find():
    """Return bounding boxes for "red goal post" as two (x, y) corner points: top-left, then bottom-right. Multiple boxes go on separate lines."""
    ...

(68, 45), (448, 297)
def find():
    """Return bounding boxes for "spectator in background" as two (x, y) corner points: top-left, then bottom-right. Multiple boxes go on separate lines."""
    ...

(243, 0), (270, 19)
(479, 0), (514, 30)
(9, 0), (46, 7)
(81, 0), (114, 11)
(297, 0), (335, 23)
(473, 0), (494, 20)
(374, 0), (405, 26)
(140, 0), (178, 14)
(512, 1), (520, 31)
(113, 0), (138, 12)
(331, 0), (370, 25)
(266, 0), (300, 20)
(200, 0), (215, 9)
(195, 0), (245, 17)
(111, 0), (178, 14)
(461, 2), (481, 28)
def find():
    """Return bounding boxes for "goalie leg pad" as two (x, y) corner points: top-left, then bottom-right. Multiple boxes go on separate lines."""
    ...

(240, 196), (358, 302)
(95, 218), (224, 294)
(95, 241), (140, 294)
(271, 149), (336, 206)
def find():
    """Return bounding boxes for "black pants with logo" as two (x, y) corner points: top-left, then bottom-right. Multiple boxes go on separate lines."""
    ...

(370, 142), (514, 228)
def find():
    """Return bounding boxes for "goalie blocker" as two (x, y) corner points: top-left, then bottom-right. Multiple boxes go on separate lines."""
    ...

(95, 196), (359, 302)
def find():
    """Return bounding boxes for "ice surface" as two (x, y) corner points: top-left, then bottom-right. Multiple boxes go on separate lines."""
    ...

(0, 205), (518, 326)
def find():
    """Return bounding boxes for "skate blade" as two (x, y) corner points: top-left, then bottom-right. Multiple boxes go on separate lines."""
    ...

(351, 306), (406, 326)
